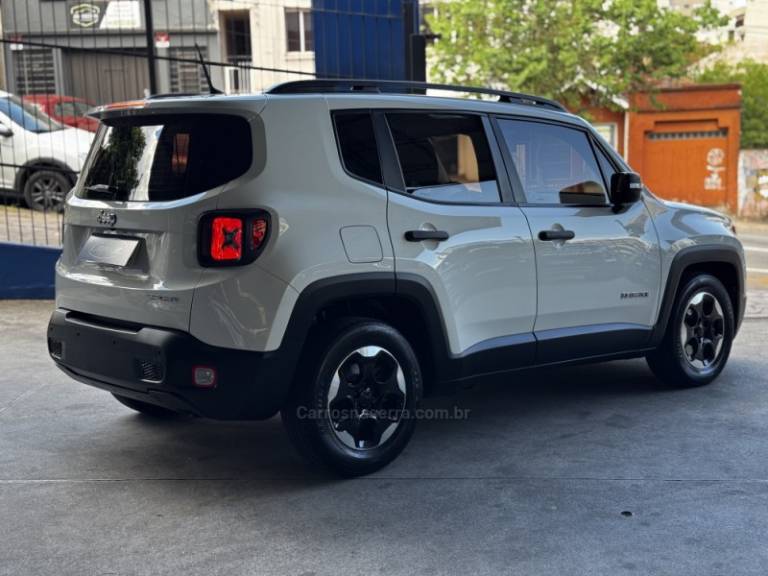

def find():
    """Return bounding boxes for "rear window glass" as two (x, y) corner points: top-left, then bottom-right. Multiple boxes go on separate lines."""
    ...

(80, 114), (252, 202)
(333, 112), (382, 185)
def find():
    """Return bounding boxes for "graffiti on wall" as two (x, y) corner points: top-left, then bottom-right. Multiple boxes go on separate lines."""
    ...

(738, 149), (768, 217)
(704, 147), (725, 191)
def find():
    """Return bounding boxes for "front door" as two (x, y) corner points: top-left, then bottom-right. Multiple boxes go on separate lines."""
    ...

(382, 111), (537, 372)
(494, 117), (661, 362)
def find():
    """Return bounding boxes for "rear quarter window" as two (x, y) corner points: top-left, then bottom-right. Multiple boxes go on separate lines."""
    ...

(332, 112), (383, 186)
(80, 113), (252, 202)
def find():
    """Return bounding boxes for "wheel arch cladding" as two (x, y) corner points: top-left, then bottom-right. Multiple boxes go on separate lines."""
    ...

(279, 273), (451, 396)
(653, 245), (744, 346)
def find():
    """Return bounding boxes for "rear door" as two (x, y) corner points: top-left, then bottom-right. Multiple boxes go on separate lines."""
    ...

(381, 110), (537, 369)
(56, 108), (258, 331)
(493, 117), (661, 362)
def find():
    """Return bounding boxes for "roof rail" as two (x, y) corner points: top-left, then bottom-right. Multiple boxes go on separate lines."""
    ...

(266, 79), (567, 112)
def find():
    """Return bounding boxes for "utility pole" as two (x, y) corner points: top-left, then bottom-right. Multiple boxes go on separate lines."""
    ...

(403, 0), (426, 83)
(143, 0), (158, 95)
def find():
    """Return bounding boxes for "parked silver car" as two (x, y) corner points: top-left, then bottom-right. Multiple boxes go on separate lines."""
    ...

(48, 80), (746, 475)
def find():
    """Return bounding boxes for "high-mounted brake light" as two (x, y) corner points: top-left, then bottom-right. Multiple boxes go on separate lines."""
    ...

(101, 99), (147, 111)
(198, 211), (270, 267)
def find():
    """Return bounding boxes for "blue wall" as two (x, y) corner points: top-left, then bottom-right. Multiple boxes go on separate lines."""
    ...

(312, 0), (418, 81)
(0, 242), (60, 299)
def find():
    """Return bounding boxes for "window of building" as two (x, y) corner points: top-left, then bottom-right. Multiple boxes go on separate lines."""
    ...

(286, 9), (313, 53)
(592, 122), (617, 150)
(333, 112), (383, 185)
(13, 49), (56, 96)
(223, 12), (252, 63)
(387, 113), (500, 204)
(497, 119), (608, 206)
(169, 47), (208, 93)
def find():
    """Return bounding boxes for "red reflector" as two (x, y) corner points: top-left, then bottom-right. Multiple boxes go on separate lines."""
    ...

(210, 217), (242, 261)
(251, 218), (268, 251)
(192, 365), (217, 388)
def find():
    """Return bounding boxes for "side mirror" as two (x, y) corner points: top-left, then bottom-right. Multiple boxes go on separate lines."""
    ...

(0, 124), (12, 138)
(610, 172), (643, 206)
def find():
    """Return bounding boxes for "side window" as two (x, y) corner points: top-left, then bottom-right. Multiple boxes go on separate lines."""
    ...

(333, 112), (383, 185)
(55, 102), (75, 117)
(593, 141), (617, 193)
(386, 113), (500, 204)
(497, 119), (608, 206)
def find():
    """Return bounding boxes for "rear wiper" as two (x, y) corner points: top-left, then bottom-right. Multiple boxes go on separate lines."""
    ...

(84, 184), (121, 199)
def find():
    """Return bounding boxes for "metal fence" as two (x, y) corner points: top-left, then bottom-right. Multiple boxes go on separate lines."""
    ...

(0, 0), (424, 247)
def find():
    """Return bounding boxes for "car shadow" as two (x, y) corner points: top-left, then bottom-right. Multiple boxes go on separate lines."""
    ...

(73, 357), (668, 492)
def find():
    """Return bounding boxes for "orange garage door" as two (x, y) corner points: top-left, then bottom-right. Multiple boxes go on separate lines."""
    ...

(642, 124), (729, 207)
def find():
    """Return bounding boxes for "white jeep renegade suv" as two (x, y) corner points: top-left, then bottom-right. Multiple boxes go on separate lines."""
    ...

(48, 80), (746, 476)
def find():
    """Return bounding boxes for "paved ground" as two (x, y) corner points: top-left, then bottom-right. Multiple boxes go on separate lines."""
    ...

(0, 204), (63, 248)
(2, 299), (768, 575)
(740, 221), (768, 294)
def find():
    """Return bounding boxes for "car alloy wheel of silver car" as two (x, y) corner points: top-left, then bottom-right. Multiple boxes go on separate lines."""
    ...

(29, 175), (66, 210)
(326, 345), (407, 450)
(679, 290), (725, 372)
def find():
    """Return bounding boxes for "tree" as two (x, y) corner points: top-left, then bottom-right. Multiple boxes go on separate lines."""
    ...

(696, 59), (768, 149)
(427, 0), (725, 107)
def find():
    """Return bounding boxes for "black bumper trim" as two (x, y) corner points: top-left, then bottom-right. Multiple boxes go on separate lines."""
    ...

(48, 308), (291, 420)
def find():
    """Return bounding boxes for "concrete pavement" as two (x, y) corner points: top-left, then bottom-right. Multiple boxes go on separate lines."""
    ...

(739, 221), (768, 291)
(2, 300), (768, 575)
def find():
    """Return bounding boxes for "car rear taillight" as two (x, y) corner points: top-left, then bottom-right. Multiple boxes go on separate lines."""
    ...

(198, 211), (270, 267)
(210, 217), (243, 262)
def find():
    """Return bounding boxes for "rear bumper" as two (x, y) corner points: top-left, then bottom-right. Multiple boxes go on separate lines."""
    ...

(47, 308), (292, 420)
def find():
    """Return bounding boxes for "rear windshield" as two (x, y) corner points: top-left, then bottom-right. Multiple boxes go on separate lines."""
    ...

(80, 113), (252, 202)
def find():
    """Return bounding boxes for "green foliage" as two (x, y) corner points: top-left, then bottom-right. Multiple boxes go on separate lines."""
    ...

(696, 59), (768, 149)
(427, 0), (725, 107)
(86, 126), (146, 196)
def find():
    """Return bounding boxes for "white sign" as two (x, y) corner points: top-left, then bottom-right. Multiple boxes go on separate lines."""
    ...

(101, 0), (141, 30)
(155, 32), (170, 49)
(704, 147), (725, 191)
(70, 3), (102, 28)
(9, 36), (24, 51)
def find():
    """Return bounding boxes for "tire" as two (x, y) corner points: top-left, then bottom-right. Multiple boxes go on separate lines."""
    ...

(112, 394), (183, 419)
(646, 273), (734, 388)
(281, 319), (423, 477)
(23, 169), (71, 212)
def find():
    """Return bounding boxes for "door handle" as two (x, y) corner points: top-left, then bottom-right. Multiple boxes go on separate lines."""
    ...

(405, 230), (450, 242)
(538, 229), (575, 241)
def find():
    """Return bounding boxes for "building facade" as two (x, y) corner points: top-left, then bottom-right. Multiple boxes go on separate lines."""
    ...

(2, 0), (221, 105)
(2, 0), (420, 102)
(579, 84), (742, 213)
(210, 0), (316, 94)
(662, 0), (768, 64)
